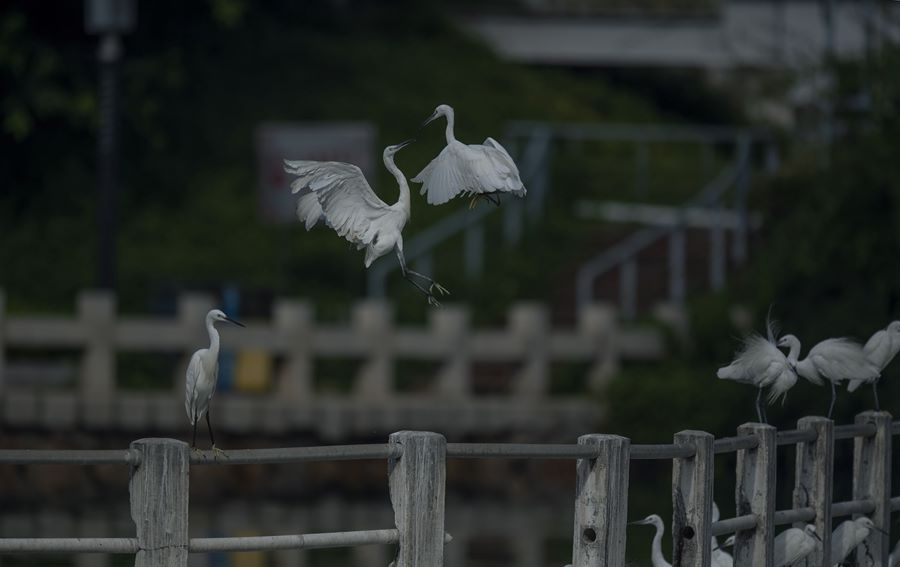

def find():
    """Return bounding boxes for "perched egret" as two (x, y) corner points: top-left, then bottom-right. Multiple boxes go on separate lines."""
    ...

(413, 104), (526, 209)
(831, 517), (884, 565)
(724, 525), (819, 567)
(718, 319), (797, 424)
(847, 320), (900, 409)
(185, 309), (244, 454)
(631, 512), (731, 567)
(778, 334), (880, 418)
(285, 141), (449, 306)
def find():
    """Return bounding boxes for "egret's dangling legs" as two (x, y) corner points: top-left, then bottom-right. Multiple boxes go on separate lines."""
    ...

(755, 387), (764, 424)
(467, 194), (502, 209)
(872, 379), (880, 411)
(191, 420), (198, 449)
(828, 381), (837, 419)
(396, 248), (449, 306)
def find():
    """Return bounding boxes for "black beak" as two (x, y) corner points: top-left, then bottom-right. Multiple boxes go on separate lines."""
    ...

(225, 316), (245, 328)
(421, 110), (439, 128)
(873, 526), (888, 536)
(811, 531), (822, 542)
(394, 138), (415, 151)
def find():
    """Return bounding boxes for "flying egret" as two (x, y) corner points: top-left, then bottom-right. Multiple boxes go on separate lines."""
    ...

(413, 104), (526, 209)
(284, 140), (449, 306)
(847, 320), (900, 409)
(185, 309), (244, 455)
(718, 318), (797, 424)
(724, 524), (820, 567)
(831, 517), (884, 565)
(778, 334), (880, 418)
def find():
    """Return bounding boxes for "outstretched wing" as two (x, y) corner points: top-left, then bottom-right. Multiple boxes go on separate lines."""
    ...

(412, 140), (525, 206)
(284, 160), (393, 246)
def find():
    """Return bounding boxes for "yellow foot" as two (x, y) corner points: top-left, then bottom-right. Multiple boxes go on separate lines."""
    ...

(468, 195), (480, 209)
(211, 445), (228, 461)
(429, 282), (450, 296)
(427, 294), (442, 308)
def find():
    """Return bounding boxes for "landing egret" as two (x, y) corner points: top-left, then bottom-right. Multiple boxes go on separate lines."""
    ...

(718, 319), (797, 424)
(726, 524), (820, 567)
(631, 512), (731, 567)
(413, 104), (526, 209)
(848, 320), (900, 409)
(831, 517), (884, 565)
(285, 140), (449, 306)
(185, 309), (244, 454)
(778, 334), (880, 418)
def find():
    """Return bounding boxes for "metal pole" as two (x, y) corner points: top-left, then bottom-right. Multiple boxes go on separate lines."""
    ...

(96, 33), (121, 290)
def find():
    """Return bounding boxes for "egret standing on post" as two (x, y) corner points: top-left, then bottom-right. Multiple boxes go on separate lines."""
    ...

(831, 517), (884, 565)
(285, 141), (449, 306)
(777, 334), (880, 418)
(413, 104), (526, 209)
(185, 309), (244, 455)
(724, 524), (820, 567)
(847, 320), (900, 409)
(718, 318), (797, 424)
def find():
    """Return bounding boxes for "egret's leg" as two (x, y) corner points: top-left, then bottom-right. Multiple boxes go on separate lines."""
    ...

(761, 397), (768, 424)
(404, 268), (450, 296)
(468, 195), (480, 209)
(191, 421), (198, 449)
(485, 193), (501, 207)
(755, 387), (764, 424)
(396, 249), (447, 306)
(206, 409), (227, 460)
(828, 381), (837, 419)
(873, 379), (880, 411)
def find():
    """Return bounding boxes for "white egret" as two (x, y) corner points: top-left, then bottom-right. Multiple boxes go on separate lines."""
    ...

(778, 334), (880, 418)
(848, 320), (900, 409)
(284, 140), (449, 306)
(631, 512), (731, 567)
(725, 524), (820, 567)
(718, 319), (797, 424)
(831, 517), (884, 565)
(889, 537), (900, 567)
(185, 309), (245, 454)
(413, 104), (526, 209)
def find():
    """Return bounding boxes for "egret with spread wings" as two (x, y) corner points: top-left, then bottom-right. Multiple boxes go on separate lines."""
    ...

(413, 104), (526, 209)
(284, 140), (449, 306)
(185, 309), (244, 455)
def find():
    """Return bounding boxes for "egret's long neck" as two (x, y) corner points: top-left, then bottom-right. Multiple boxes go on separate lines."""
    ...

(206, 317), (220, 357)
(384, 155), (411, 217)
(443, 109), (456, 143)
(651, 521), (671, 567)
(786, 338), (801, 363)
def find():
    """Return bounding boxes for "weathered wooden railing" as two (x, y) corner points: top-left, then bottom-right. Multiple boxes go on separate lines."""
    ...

(1, 412), (897, 566)
(0, 290), (666, 437)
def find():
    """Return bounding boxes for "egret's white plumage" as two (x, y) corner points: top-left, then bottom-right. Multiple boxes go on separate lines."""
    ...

(185, 309), (244, 450)
(889, 537), (900, 567)
(778, 334), (880, 417)
(413, 104), (525, 207)
(632, 512), (731, 567)
(847, 320), (900, 402)
(831, 517), (879, 565)
(772, 525), (820, 567)
(718, 318), (797, 423)
(285, 140), (449, 306)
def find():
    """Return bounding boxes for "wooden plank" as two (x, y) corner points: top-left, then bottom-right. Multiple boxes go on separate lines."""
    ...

(793, 416), (832, 567)
(853, 411), (891, 567)
(733, 423), (775, 567)
(129, 438), (190, 567)
(388, 431), (447, 567)
(572, 434), (629, 567)
(672, 430), (714, 567)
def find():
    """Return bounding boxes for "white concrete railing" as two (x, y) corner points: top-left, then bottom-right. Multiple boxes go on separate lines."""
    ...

(0, 413), (897, 566)
(0, 290), (666, 437)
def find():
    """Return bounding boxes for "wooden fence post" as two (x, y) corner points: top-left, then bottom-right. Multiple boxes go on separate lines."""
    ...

(355, 301), (392, 400)
(578, 304), (617, 393)
(853, 411), (892, 567)
(274, 299), (313, 402)
(673, 430), (714, 567)
(431, 307), (471, 398)
(0, 289), (6, 392)
(510, 303), (549, 399)
(389, 431), (447, 567)
(129, 438), (190, 567)
(793, 416), (832, 567)
(734, 423), (775, 567)
(79, 291), (115, 427)
(572, 434), (629, 567)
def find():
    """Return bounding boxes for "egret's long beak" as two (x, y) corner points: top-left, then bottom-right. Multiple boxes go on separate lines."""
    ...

(225, 316), (245, 328)
(394, 138), (415, 151)
(810, 530), (822, 542)
(629, 519), (651, 526)
(873, 526), (889, 536)
(421, 109), (440, 127)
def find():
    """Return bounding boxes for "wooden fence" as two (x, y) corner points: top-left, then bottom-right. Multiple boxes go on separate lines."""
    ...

(0, 412), (897, 566)
(0, 290), (666, 437)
